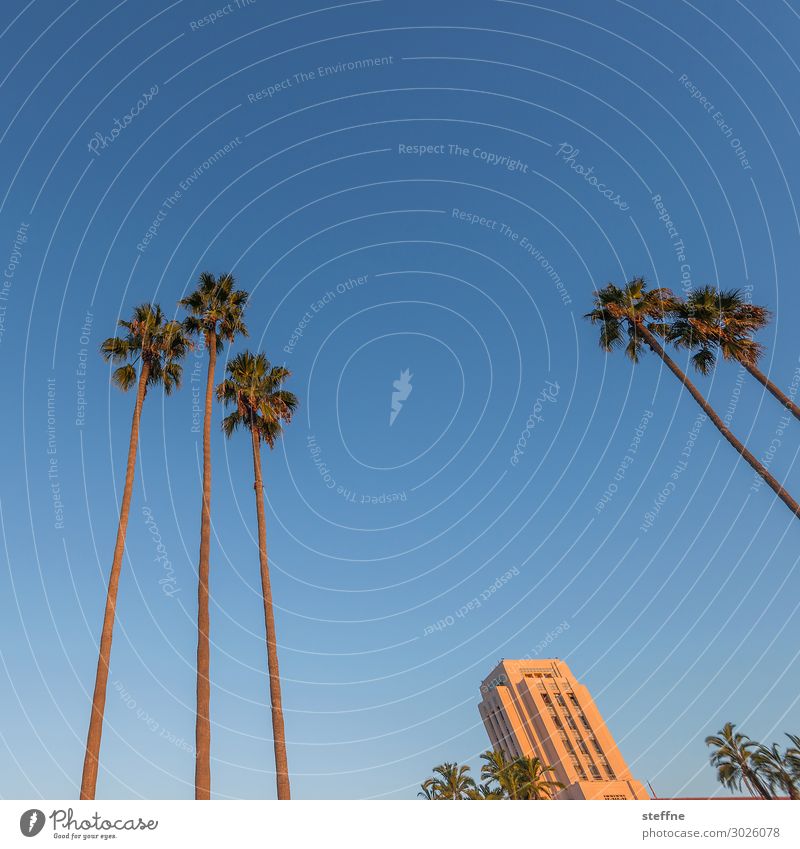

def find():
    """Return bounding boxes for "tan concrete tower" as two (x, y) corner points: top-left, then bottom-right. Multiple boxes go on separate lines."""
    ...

(478, 659), (649, 799)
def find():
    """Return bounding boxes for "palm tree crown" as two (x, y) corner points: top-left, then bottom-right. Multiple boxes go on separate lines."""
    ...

(667, 286), (800, 421)
(480, 747), (520, 798)
(585, 277), (674, 362)
(666, 286), (766, 374)
(427, 762), (477, 800)
(705, 722), (773, 798)
(179, 271), (249, 349)
(217, 351), (298, 445)
(755, 741), (800, 800)
(785, 735), (800, 786)
(101, 302), (189, 392)
(512, 755), (563, 800)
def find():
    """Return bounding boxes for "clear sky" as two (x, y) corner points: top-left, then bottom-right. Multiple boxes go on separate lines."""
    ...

(1, 0), (799, 800)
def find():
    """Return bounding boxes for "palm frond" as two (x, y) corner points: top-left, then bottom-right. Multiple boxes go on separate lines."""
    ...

(112, 363), (137, 392)
(691, 346), (716, 375)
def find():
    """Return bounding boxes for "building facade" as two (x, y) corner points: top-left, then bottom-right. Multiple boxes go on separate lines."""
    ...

(478, 659), (649, 799)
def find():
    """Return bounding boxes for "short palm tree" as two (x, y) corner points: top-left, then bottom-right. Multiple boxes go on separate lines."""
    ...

(471, 782), (505, 799)
(217, 351), (297, 799)
(80, 304), (188, 799)
(510, 755), (563, 799)
(668, 287), (800, 421)
(179, 272), (248, 799)
(480, 748), (519, 799)
(705, 722), (773, 798)
(586, 279), (800, 518)
(424, 762), (477, 799)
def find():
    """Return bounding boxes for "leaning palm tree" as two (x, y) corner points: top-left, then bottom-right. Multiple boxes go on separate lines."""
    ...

(426, 762), (477, 799)
(217, 351), (297, 800)
(80, 304), (189, 799)
(179, 272), (248, 799)
(510, 755), (563, 800)
(705, 722), (773, 798)
(785, 734), (800, 787)
(755, 742), (800, 799)
(586, 279), (800, 518)
(667, 287), (800, 421)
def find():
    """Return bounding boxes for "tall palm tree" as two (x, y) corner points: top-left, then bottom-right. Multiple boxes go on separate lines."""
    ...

(755, 742), (800, 799)
(424, 763), (477, 799)
(217, 351), (297, 800)
(510, 755), (563, 800)
(80, 304), (188, 799)
(179, 272), (248, 800)
(667, 287), (800, 421)
(586, 279), (800, 518)
(705, 722), (773, 798)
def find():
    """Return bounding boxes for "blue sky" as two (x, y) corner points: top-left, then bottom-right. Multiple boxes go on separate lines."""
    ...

(1, 0), (799, 800)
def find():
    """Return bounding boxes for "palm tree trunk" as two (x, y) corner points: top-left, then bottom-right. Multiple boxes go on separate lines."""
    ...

(195, 334), (216, 800)
(744, 767), (773, 799)
(635, 322), (800, 517)
(250, 426), (291, 800)
(80, 363), (150, 799)
(742, 361), (800, 422)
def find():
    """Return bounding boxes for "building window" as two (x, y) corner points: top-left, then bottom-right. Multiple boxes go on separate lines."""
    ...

(603, 794), (626, 800)
(555, 694), (566, 707)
